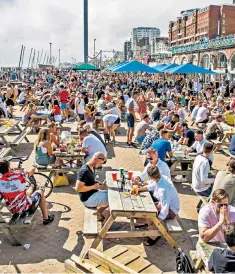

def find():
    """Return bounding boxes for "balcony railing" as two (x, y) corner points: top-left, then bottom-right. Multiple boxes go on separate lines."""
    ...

(171, 34), (235, 54)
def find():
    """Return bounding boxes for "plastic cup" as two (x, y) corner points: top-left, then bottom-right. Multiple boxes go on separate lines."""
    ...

(128, 171), (133, 180)
(112, 172), (118, 181)
(132, 185), (139, 196)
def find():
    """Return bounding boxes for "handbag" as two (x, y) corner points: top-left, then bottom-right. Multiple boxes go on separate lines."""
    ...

(53, 172), (69, 187)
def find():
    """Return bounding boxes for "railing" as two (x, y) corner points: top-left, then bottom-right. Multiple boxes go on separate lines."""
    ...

(171, 34), (235, 54)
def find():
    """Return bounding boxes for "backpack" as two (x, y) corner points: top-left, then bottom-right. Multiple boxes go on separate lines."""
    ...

(176, 248), (194, 273)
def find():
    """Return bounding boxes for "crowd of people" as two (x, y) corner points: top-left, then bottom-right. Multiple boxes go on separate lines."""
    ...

(1, 69), (235, 272)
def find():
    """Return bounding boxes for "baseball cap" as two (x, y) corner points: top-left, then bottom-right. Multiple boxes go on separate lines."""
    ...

(59, 82), (65, 88)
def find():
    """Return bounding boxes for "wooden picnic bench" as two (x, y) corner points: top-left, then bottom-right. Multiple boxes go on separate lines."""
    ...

(0, 211), (36, 246)
(87, 171), (182, 252)
(191, 241), (227, 272)
(0, 148), (12, 157)
(65, 246), (163, 273)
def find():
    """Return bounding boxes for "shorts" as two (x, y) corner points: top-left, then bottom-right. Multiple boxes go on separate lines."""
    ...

(27, 191), (42, 214)
(126, 113), (134, 128)
(83, 191), (109, 208)
(78, 114), (85, 121)
(197, 184), (213, 197)
(6, 98), (14, 106)
(136, 136), (145, 143)
(35, 155), (56, 166)
(114, 117), (121, 125)
(60, 103), (68, 110)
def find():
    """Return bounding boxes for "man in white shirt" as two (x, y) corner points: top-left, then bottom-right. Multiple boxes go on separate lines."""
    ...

(79, 129), (107, 162)
(187, 130), (214, 162)
(103, 114), (120, 143)
(133, 166), (179, 246)
(133, 148), (171, 184)
(125, 92), (138, 147)
(106, 103), (121, 118)
(196, 102), (209, 125)
(192, 142), (214, 197)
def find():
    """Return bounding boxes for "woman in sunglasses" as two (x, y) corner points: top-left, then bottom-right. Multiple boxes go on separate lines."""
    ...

(198, 189), (235, 243)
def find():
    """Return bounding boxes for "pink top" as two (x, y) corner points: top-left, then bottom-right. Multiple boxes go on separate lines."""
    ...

(198, 204), (235, 242)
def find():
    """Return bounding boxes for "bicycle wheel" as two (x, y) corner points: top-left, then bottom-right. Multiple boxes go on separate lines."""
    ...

(30, 172), (53, 198)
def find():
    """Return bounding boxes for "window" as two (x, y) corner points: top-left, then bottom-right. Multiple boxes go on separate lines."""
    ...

(223, 13), (226, 18)
(222, 27), (226, 34)
(223, 20), (225, 25)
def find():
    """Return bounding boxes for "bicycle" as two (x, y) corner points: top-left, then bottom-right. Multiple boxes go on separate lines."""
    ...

(5, 156), (53, 198)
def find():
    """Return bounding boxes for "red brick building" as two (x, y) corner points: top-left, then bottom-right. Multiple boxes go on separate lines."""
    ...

(169, 3), (235, 46)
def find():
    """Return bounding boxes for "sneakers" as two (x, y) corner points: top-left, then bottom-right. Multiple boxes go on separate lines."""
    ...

(174, 175), (188, 183)
(43, 214), (55, 225)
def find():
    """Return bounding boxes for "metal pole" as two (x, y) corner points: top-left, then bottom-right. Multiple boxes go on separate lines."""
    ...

(100, 50), (102, 68)
(49, 42), (52, 65)
(94, 38), (96, 66)
(18, 45), (23, 68)
(36, 50), (40, 68)
(46, 56), (49, 65)
(39, 49), (43, 64)
(59, 49), (61, 67)
(28, 48), (33, 69)
(21, 46), (25, 68)
(84, 0), (88, 64)
(31, 49), (36, 69)
(218, 21), (220, 36)
(43, 52), (47, 64)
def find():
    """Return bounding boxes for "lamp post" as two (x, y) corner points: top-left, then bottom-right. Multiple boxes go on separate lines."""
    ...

(94, 38), (96, 66)
(84, 0), (88, 64)
(49, 42), (52, 65)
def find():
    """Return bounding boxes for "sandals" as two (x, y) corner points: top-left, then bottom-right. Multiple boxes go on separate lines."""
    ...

(43, 214), (55, 225)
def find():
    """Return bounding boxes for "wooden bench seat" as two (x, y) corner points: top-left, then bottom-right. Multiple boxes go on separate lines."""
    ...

(83, 207), (99, 237)
(191, 186), (209, 212)
(223, 148), (235, 158)
(0, 211), (35, 246)
(0, 148), (12, 157)
(164, 218), (183, 234)
(9, 129), (30, 146)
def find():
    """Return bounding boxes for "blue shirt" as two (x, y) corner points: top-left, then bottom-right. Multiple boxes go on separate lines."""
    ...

(229, 134), (235, 152)
(152, 138), (172, 161)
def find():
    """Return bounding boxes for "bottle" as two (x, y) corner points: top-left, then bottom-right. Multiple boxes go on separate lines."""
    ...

(121, 173), (125, 192)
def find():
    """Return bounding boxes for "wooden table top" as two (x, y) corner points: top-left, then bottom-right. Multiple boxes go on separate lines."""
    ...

(54, 149), (85, 158)
(196, 241), (227, 266)
(0, 120), (20, 136)
(171, 150), (196, 161)
(106, 171), (157, 215)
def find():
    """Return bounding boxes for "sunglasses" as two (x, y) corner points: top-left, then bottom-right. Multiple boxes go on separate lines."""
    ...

(98, 158), (105, 161)
(147, 157), (154, 161)
(217, 203), (228, 209)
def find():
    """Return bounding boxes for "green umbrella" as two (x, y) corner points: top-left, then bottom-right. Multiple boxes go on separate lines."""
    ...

(72, 63), (100, 71)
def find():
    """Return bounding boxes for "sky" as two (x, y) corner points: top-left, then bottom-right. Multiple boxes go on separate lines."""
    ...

(0, 0), (231, 66)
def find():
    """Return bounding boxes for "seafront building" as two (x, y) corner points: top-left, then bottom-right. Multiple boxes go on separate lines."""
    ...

(168, 1), (235, 81)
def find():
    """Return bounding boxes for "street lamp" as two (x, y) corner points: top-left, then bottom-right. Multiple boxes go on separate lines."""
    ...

(94, 38), (96, 66)
(49, 42), (52, 65)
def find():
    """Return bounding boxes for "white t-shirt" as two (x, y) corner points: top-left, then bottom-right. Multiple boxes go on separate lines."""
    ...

(75, 98), (85, 114)
(139, 159), (171, 181)
(147, 176), (180, 220)
(82, 134), (107, 157)
(167, 101), (175, 110)
(123, 94), (129, 103)
(103, 114), (119, 126)
(192, 154), (214, 193)
(178, 108), (186, 121)
(125, 98), (137, 113)
(109, 107), (121, 118)
(196, 106), (209, 123)
(18, 92), (26, 102)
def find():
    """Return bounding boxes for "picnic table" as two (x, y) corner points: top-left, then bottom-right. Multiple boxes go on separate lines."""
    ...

(26, 111), (51, 128)
(195, 241), (227, 271)
(90, 171), (180, 250)
(53, 149), (86, 172)
(0, 119), (29, 155)
(167, 147), (196, 183)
